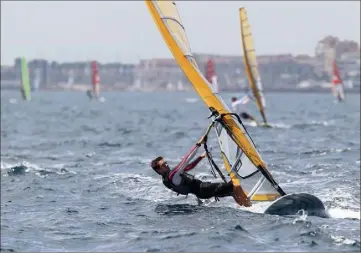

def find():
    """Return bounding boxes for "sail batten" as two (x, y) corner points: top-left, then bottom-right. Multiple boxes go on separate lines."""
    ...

(146, 0), (285, 201)
(161, 17), (185, 29)
(185, 54), (196, 60)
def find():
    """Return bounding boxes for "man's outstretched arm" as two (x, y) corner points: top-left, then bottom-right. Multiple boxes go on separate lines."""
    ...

(183, 152), (206, 172)
(169, 136), (206, 185)
(169, 144), (200, 185)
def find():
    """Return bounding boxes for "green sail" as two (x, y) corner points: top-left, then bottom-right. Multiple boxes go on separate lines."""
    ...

(20, 57), (31, 101)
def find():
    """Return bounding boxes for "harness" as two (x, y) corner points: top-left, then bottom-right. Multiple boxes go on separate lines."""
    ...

(162, 172), (195, 196)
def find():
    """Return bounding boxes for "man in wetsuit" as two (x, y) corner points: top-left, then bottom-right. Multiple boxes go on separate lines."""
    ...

(337, 93), (343, 102)
(231, 97), (257, 123)
(86, 90), (93, 100)
(150, 136), (252, 207)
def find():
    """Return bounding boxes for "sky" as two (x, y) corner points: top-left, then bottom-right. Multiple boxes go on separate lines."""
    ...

(1, 1), (360, 65)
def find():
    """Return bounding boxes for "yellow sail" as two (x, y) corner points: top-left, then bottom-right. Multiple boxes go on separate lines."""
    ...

(146, 1), (285, 201)
(239, 7), (268, 126)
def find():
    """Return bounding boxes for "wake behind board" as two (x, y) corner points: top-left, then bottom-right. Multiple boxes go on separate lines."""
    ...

(241, 116), (271, 128)
(258, 122), (272, 128)
(248, 121), (272, 128)
(264, 193), (329, 218)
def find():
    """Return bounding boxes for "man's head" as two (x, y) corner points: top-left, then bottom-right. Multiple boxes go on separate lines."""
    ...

(231, 97), (237, 102)
(150, 156), (170, 176)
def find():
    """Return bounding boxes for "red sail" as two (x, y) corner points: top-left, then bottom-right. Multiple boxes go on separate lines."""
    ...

(332, 60), (342, 86)
(331, 59), (345, 101)
(205, 59), (215, 83)
(91, 61), (100, 96)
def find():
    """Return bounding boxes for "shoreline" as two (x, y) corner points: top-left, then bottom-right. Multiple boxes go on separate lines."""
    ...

(1, 82), (360, 94)
(1, 87), (359, 94)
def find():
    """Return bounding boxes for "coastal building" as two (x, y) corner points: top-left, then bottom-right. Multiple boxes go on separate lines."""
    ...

(1, 36), (359, 92)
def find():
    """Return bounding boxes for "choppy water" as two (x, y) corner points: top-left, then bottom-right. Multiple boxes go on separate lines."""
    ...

(1, 90), (360, 252)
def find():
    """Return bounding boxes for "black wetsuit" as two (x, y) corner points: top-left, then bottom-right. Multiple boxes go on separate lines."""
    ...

(240, 112), (253, 120)
(163, 172), (233, 199)
(162, 144), (234, 199)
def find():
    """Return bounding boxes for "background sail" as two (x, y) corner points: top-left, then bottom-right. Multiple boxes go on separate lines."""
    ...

(20, 57), (31, 101)
(33, 68), (42, 90)
(239, 8), (267, 124)
(205, 59), (219, 93)
(91, 61), (100, 98)
(331, 60), (345, 100)
(146, 1), (285, 199)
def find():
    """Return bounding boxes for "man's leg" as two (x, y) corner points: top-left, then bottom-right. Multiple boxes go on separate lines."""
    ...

(196, 182), (233, 199)
(197, 181), (252, 207)
(240, 112), (250, 120)
(241, 112), (257, 121)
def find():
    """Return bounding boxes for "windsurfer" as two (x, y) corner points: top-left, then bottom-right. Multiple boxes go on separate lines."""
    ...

(231, 97), (257, 123)
(337, 93), (343, 102)
(86, 90), (93, 100)
(150, 135), (252, 207)
(20, 87), (26, 100)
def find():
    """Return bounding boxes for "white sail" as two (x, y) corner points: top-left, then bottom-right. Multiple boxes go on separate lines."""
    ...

(215, 122), (281, 200)
(33, 68), (41, 90)
(211, 75), (219, 93)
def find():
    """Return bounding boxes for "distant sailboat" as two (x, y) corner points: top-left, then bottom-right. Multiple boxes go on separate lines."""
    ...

(239, 7), (270, 127)
(166, 81), (173, 91)
(205, 59), (219, 93)
(87, 61), (105, 102)
(20, 57), (31, 101)
(32, 68), (42, 90)
(67, 70), (74, 87)
(91, 61), (100, 99)
(177, 80), (185, 91)
(331, 60), (345, 102)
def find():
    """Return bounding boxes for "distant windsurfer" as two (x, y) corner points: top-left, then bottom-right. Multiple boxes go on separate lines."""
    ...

(337, 92), (343, 102)
(337, 94), (341, 102)
(150, 135), (252, 207)
(86, 90), (93, 100)
(231, 97), (257, 123)
(20, 88), (26, 100)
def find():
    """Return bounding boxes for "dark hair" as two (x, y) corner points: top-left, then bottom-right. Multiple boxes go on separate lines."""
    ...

(150, 156), (163, 171)
(232, 97), (237, 102)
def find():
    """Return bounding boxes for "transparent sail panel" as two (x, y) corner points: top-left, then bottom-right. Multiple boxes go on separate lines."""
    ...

(154, 1), (198, 69)
(215, 121), (280, 200)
